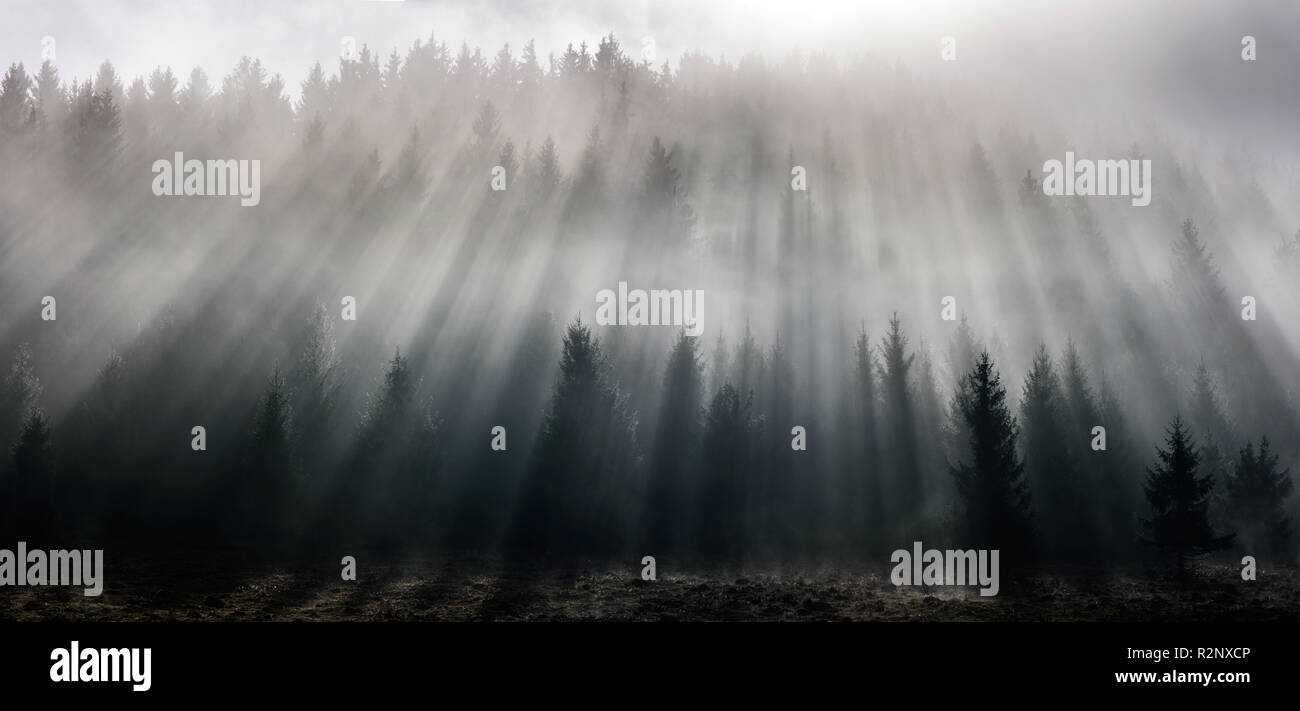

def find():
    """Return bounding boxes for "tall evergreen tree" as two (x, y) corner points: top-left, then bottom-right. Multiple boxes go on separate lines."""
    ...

(1141, 416), (1234, 575)
(878, 314), (920, 535)
(646, 332), (703, 550)
(1188, 361), (1235, 526)
(1020, 344), (1087, 560)
(513, 319), (640, 554)
(0, 62), (33, 136)
(527, 135), (562, 205)
(245, 369), (294, 540)
(852, 328), (883, 547)
(1226, 436), (1293, 559)
(1171, 219), (1226, 315)
(11, 410), (54, 541)
(351, 349), (441, 542)
(33, 60), (63, 129)
(697, 383), (757, 559)
(290, 304), (341, 485)
(950, 352), (1034, 565)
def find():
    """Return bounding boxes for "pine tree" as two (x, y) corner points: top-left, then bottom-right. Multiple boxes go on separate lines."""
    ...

(246, 369), (294, 540)
(1095, 372), (1140, 555)
(732, 322), (764, 402)
(646, 332), (703, 550)
(567, 125), (605, 221)
(707, 331), (729, 396)
(296, 61), (332, 123)
(0, 62), (33, 136)
(1226, 437), (1293, 559)
(528, 135), (561, 204)
(1141, 416), (1234, 575)
(390, 125), (425, 197)
(11, 410), (55, 541)
(878, 313), (921, 533)
(853, 328), (883, 547)
(352, 349), (441, 542)
(698, 383), (757, 558)
(642, 136), (692, 246)
(497, 137), (518, 187)
(1188, 361), (1234, 527)
(0, 344), (42, 452)
(33, 61), (64, 129)
(1020, 344), (1086, 560)
(1171, 219), (1226, 314)
(470, 99), (500, 156)
(179, 67), (211, 118)
(950, 352), (1033, 565)
(947, 314), (980, 388)
(514, 319), (640, 554)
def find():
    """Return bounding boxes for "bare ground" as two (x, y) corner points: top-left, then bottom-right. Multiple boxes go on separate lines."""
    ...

(4, 552), (1296, 622)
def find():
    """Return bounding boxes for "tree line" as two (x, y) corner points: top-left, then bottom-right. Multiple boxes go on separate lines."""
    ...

(0, 306), (1291, 574)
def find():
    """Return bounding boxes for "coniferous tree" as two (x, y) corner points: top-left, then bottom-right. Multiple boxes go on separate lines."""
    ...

(707, 331), (729, 396)
(732, 322), (764, 402)
(878, 314), (920, 536)
(1226, 437), (1293, 559)
(646, 332), (703, 550)
(290, 305), (341, 479)
(761, 337), (797, 548)
(852, 328), (883, 547)
(11, 410), (54, 541)
(528, 135), (562, 205)
(641, 136), (693, 247)
(514, 319), (640, 554)
(245, 369), (294, 540)
(0, 344), (42, 452)
(1188, 361), (1235, 527)
(950, 351), (1034, 566)
(698, 383), (757, 559)
(913, 347), (946, 515)
(1171, 219), (1226, 315)
(351, 349), (441, 542)
(470, 99), (500, 156)
(33, 61), (63, 130)
(1141, 416), (1234, 575)
(1095, 373), (1141, 555)
(0, 62), (33, 136)
(1020, 344), (1087, 560)
(947, 314), (980, 388)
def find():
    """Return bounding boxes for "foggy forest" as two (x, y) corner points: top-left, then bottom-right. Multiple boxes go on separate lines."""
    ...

(0, 10), (1297, 620)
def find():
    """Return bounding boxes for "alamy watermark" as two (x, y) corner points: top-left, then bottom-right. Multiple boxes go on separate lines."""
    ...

(0, 542), (104, 596)
(595, 282), (703, 337)
(1042, 151), (1151, 207)
(151, 152), (261, 206)
(890, 541), (999, 597)
(50, 641), (151, 692)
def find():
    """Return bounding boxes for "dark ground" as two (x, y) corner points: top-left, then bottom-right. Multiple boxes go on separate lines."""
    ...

(3, 550), (1296, 621)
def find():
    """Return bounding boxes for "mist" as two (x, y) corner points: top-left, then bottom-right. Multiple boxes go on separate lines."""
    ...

(0, 0), (1296, 566)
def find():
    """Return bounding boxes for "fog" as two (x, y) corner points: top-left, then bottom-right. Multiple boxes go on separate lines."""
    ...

(0, 0), (1295, 560)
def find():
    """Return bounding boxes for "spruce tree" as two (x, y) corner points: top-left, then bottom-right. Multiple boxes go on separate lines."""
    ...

(352, 349), (440, 542)
(853, 328), (883, 548)
(11, 410), (54, 541)
(698, 383), (757, 559)
(646, 332), (703, 550)
(1226, 437), (1293, 559)
(950, 351), (1033, 565)
(1020, 344), (1086, 560)
(246, 369), (294, 540)
(878, 314), (920, 534)
(1141, 416), (1234, 575)
(515, 319), (640, 554)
